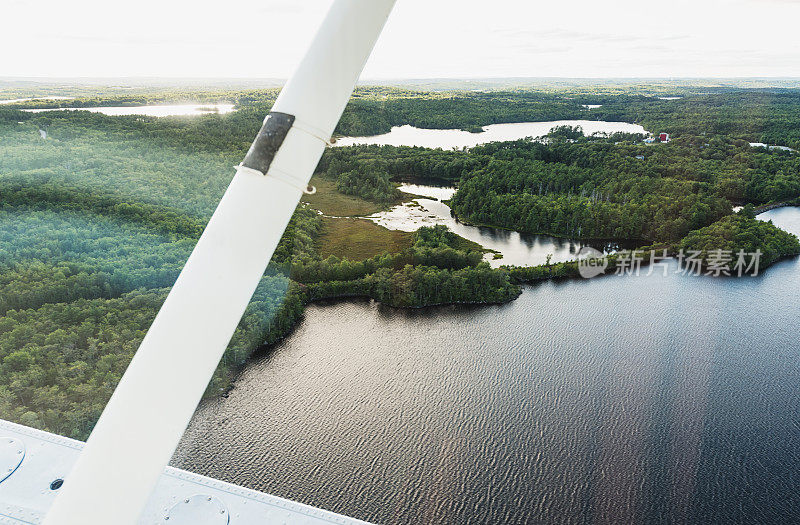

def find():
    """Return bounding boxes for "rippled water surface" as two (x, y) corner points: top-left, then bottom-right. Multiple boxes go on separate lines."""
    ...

(174, 208), (800, 524)
(334, 121), (649, 149)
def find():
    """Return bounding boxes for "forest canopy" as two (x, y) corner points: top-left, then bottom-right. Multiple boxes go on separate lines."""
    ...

(676, 214), (800, 269)
(2, 85), (800, 440)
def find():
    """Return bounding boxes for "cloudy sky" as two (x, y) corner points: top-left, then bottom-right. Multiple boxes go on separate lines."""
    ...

(3, 0), (799, 78)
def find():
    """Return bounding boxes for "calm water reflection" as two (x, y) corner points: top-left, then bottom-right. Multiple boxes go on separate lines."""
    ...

(174, 208), (800, 524)
(370, 184), (628, 267)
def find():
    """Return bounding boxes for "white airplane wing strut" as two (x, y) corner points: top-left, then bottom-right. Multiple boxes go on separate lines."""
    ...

(43, 1), (397, 522)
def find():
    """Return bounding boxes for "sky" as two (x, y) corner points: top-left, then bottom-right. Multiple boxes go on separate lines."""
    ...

(2, 0), (800, 79)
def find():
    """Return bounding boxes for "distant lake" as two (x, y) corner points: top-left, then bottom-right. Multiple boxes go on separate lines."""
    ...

(369, 184), (629, 267)
(334, 121), (649, 149)
(22, 103), (235, 117)
(750, 142), (796, 153)
(0, 96), (73, 105)
(175, 207), (800, 524)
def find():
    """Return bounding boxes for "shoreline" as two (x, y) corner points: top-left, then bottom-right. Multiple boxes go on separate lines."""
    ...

(755, 202), (800, 215)
(449, 209), (647, 246)
(219, 208), (800, 398)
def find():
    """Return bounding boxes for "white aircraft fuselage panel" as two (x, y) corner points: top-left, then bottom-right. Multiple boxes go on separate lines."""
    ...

(0, 419), (370, 525)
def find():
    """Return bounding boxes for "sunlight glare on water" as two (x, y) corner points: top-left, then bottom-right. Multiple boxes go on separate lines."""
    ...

(175, 209), (800, 524)
(334, 121), (649, 149)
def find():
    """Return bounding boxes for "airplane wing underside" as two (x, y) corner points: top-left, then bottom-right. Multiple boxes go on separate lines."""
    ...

(0, 419), (369, 525)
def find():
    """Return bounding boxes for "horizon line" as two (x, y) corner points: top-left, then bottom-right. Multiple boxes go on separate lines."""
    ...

(4, 75), (800, 82)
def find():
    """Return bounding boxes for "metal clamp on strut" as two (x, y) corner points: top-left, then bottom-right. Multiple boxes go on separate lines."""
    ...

(238, 111), (319, 194)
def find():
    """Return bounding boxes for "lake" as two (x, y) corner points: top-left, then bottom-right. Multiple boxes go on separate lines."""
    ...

(334, 121), (649, 149)
(173, 207), (800, 524)
(22, 103), (235, 117)
(369, 184), (628, 268)
(0, 96), (73, 105)
(750, 142), (796, 153)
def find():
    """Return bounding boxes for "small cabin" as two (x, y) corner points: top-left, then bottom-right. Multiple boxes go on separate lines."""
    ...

(659, 132), (670, 142)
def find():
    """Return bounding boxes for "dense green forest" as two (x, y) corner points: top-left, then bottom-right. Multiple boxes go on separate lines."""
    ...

(592, 92), (800, 149)
(449, 135), (800, 241)
(3, 88), (586, 136)
(10, 86), (800, 146)
(676, 214), (800, 270)
(294, 225), (519, 307)
(319, 132), (800, 242)
(2, 85), (800, 440)
(0, 104), (518, 438)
